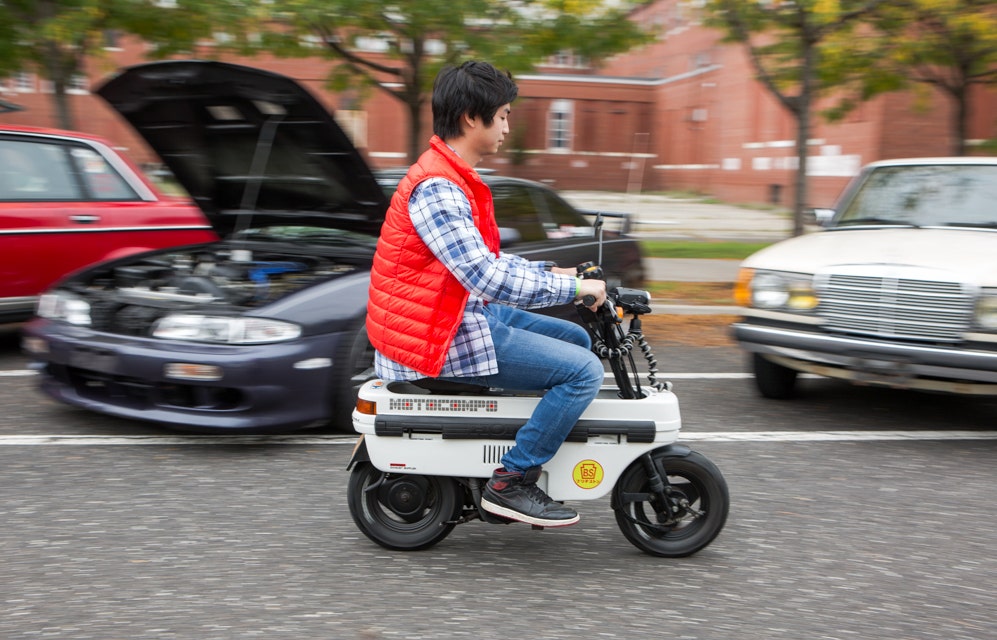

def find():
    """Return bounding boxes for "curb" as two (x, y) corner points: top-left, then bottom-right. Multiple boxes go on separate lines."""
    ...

(650, 304), (741, 315)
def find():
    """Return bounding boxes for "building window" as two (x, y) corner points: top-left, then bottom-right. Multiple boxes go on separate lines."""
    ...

(548, 50), (589, 69)
(335, 110), (368, 148)
(103, 29), (122, 51)
(547, 100), (573, 152)
(67, 74), (89, 94)
(14, 72), (35, 93)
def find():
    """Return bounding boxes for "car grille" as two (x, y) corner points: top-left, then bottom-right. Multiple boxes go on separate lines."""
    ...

(818, 275), (973, 342)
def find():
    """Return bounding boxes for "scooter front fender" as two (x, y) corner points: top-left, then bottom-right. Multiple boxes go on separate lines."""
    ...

(649, 443), (693, 458)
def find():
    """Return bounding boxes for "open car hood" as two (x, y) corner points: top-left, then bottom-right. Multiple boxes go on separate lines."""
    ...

(97, 60), (387, 236)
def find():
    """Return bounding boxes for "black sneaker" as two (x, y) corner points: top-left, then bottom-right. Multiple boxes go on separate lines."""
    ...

(480, 467), (579, 527)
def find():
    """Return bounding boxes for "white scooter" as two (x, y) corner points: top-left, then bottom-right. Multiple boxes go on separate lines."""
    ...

(347, 266), (729, 557)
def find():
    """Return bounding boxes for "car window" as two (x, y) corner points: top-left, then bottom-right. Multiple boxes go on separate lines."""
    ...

(69, 146), (140, 201)
(839, 164), (997, 228)
(490, 183), (547, 242)
(536, 188), (593, 239)
(0, 139), (82, 200)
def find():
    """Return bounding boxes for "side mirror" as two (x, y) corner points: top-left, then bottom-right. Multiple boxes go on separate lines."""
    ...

(811, 208), (836, 227)
(498, 227), (521, 247)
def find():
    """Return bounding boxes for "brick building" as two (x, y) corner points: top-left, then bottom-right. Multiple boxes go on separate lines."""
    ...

(2, 0), (995, 208)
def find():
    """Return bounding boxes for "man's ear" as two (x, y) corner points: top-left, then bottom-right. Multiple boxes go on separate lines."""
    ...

(460, 111), (477, 131)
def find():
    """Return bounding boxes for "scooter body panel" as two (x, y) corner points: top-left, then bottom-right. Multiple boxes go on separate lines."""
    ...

(352, 379), (681, 500)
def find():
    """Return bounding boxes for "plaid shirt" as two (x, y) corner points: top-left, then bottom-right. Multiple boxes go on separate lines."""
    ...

(374, 177), (578, 381)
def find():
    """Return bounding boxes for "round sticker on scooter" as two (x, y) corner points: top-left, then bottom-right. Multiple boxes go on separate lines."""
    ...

(572, 459), (604, 489)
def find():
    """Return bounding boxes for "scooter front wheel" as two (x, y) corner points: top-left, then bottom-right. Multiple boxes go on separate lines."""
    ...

(613, 449), (729, 557)
(348, 462), (463, 551)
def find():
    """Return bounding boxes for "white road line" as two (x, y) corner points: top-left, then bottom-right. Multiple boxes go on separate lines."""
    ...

(4, 371), (758, 380)
(1, 431), (994, 446)
(680, 430), (997, 442)
(630, 373), (752, 379)
(0, 435), (357, 446)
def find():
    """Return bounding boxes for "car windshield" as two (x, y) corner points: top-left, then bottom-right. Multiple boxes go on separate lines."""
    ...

(836, 164), (997, 228)
(234, 225), (378, 248)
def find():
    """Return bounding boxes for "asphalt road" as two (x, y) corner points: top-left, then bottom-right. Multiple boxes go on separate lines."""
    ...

(1, 323), (995, 640)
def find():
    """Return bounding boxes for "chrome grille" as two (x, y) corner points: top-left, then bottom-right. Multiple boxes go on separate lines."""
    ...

(818, 275), (973, 342)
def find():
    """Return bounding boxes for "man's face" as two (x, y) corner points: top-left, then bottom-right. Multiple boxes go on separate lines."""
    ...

(469, 103), (511, 158)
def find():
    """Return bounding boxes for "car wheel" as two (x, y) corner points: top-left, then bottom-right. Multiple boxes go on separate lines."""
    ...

(752, 353), (798, 399)
(331, 319), (377, 433)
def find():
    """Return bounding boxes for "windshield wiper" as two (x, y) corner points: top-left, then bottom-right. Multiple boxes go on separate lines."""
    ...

(835, 217), (919, 228)
(943, 221), (997, 229)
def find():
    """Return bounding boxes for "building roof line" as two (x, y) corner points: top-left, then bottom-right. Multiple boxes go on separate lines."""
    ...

(518, 64), (722, 87)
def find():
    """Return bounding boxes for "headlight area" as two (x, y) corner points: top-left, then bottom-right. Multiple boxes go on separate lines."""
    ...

(37, 291), (92, 326)
(152, 315), (302, 344)
(975, 291), (997, 331)
(735, 268), (818, 312)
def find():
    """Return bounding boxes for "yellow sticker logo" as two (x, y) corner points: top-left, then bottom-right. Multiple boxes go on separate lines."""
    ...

(572, 459), (604, 489)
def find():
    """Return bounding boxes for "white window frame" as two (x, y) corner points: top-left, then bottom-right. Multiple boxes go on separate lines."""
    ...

(14, 72), (35, 93)
(547, 99), (574, 153)
(67, 73), (89, 95)
(335, 110), (368, 148)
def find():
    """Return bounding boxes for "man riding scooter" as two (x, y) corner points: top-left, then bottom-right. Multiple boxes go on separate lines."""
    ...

(366, 61), (607, 528)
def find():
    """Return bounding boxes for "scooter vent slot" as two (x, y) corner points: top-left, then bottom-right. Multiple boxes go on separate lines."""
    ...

(482, 445), (514, 465)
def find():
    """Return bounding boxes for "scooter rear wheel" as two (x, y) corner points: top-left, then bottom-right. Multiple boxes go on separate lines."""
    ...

(348, 462), (463, 551)
(613, 449), (729, 557)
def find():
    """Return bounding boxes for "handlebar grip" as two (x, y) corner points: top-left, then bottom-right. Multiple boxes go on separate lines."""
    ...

(580, 294), (596, 307)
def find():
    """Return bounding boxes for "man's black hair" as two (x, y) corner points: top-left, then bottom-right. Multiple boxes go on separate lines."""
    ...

(432, 61), (518, 140)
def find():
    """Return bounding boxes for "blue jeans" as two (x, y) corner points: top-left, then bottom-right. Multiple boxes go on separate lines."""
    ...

(441, 304), (604, 474)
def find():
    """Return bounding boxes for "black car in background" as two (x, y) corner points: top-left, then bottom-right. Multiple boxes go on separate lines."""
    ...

(23, 60), (644, 434)
(374, 168), (644, 292)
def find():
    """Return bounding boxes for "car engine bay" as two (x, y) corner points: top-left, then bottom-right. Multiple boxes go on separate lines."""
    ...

(68, 244), (363, 335)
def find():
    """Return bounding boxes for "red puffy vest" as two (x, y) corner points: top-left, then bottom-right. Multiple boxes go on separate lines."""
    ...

(366, 136), (500, 377)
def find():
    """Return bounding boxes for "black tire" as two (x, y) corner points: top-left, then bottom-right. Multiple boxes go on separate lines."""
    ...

(752, 353), (798, 399)
(613, 449), (729, 557)
(331, 321), (377, 433)
(347, 462), (463, 551)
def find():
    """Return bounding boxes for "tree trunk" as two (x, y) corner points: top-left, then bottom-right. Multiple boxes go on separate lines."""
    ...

(791, 44), (816, 238)
(952, 86), (968, 156)
(52, 82), (74, 130)
(42, 40), (75, 130)
(407, 98), (423, 164)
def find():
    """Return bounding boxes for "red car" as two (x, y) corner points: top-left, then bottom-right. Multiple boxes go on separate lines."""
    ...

(0, 125), (216, 323)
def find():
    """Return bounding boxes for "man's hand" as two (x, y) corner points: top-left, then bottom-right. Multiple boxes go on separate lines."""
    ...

(575, 278), (607, 311)
(549, 266), (605, 310)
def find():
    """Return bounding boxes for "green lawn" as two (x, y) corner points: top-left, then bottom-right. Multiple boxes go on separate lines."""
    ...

(640, 240), (770, 260)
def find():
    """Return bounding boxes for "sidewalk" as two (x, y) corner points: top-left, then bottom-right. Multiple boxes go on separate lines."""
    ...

(561, 191), (791, 315)
(644, 257), (741, 315)
(562, 190), (795, 243)
(646, 257), (740, 283)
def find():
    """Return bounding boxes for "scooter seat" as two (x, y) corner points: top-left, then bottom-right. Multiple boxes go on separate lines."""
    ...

(410, 379), (491, 394)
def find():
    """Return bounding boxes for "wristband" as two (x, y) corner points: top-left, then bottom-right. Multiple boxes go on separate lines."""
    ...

(575, 277), (581, 298)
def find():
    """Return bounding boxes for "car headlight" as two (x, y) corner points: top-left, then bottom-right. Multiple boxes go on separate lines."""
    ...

(739, 270), (818, 311)
(36, 291), (92, 326)
(975, 292), (997, 330)
(152, 315), (302, 344)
